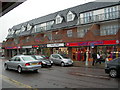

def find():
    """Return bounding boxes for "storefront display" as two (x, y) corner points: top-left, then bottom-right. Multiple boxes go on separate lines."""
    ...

(66, 40), (120, 61)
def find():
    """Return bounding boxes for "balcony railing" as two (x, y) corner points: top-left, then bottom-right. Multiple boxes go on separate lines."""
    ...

(78, 10), (120, 25)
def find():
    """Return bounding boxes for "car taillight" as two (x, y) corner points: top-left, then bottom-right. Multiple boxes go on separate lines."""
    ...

(38, 62), (42, 65)
(25, 63), (30, 66)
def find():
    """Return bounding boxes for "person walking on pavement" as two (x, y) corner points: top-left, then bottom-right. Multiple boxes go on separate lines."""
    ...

(92, 52), (97, 66)
(96, 52), (101, 64)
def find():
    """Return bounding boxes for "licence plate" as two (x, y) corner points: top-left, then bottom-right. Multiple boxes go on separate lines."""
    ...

(32, 63), (38, 65)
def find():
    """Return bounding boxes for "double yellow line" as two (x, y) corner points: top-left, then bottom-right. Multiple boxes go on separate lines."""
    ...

(0, 75), (38, 89)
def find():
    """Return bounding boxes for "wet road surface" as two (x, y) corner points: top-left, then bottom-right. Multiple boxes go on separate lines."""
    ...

(0, 58), (120, 89)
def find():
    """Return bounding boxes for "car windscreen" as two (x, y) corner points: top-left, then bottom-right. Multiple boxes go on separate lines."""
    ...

(22, 56), (36, 61)
(60, 54), (70, 59)
(35, 55), (47, 60)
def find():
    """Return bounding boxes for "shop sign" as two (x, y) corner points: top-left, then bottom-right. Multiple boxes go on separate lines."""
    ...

(5, 46), (21, 49)
(22, 46), (32, 48)
(47, 43), (64, 47)
(32, 45), (39, 48)
(39, 44), (47, 48)
(66, 40), (119, 47)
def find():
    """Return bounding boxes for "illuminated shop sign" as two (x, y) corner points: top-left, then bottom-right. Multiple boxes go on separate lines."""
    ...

(5, 46), (21, 49)
(32, 45), (39, 48)
(66, 40), (120, 47)
(47, 43), (64, 47)
(22, 46), (32, 48)
(32, 44), (47, 48)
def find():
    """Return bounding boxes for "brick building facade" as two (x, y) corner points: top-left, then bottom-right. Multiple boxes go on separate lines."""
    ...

(2, 1), (120, 61)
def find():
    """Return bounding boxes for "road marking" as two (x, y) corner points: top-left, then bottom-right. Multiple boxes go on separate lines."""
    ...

(70, 73), (110, 80)
(0, 75), (32, 88)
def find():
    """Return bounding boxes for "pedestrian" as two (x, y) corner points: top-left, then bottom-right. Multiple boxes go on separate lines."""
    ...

(83, 51), (86, 61)
(92, 52), (97, 66)
(96, 52), (101, 64)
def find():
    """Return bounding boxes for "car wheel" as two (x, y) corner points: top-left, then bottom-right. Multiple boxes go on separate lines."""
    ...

(109, 69), (118, 78)
(17, 66), (22, 73)
(4, 64), (9, 70)
(61, 62), (65, 67)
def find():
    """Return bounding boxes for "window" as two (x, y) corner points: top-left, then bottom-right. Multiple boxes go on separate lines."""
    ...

(100, 25), (118, 36)
(15, 30), (21, 35)
(32, 26), (36, 33)
(40, 23), (46, 31)
(56, 15), (63, 24)
(46, 21), (54, 30)
(36, 24), (41, 32)
(26, 37), (30, 42)
(67, 11), (75, 22)
(8, 29), (14, 35)
(14, 38), (19, 44)
(26, 24), (32, 31)
(46, 32), (52, 40)
(22, 56), (35, 61)
(67, 30), (72, 37)
(77, 28), (88, 38)
(104, 6), (118, 20)
(82, 11), (93, 24)
(52, 55), (59, 58)
(21, 26), (26, 32)
(14, 57), (21, 61)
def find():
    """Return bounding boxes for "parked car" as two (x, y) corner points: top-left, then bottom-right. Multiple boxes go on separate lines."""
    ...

(105, 57), (120, 78)
(31, 55), (53, 67)
(49, 54), (73, 67)
(4, 55), (42, 73)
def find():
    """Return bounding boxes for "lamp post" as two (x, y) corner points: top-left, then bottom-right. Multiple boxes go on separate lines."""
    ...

(85, 47), (89, 66)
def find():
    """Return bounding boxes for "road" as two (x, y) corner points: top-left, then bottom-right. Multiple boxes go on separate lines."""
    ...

(0, 57), (120, 89)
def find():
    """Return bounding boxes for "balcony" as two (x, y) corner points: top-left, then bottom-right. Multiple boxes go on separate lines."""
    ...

(78, 10), (120, 25)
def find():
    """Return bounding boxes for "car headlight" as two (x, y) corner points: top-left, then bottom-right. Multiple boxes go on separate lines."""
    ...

(50, 60), (53, 63)
(42, 61), (46, 64)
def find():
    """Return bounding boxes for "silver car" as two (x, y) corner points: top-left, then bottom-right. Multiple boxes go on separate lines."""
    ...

(49, 54), (73, 67)
(4, 55), (42, 73)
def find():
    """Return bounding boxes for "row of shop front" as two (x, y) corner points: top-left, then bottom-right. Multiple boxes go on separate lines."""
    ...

(4, 39), (120, 61)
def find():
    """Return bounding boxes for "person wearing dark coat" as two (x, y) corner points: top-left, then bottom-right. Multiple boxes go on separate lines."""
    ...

(92, 52), (97, 66)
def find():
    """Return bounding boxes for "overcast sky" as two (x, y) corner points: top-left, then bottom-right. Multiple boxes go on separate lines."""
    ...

(0, 0), (95, 42)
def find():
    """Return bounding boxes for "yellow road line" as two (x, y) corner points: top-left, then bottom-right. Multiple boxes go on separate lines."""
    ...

(0, 75), (32, 88)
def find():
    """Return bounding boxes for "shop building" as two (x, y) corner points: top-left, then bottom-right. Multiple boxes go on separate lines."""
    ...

(2, 2), (120, 61)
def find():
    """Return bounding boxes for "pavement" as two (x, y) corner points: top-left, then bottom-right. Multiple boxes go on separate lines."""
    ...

(73, 61), (105, 69)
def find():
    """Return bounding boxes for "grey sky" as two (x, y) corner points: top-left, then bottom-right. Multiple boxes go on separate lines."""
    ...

(0, 0), (95, 42)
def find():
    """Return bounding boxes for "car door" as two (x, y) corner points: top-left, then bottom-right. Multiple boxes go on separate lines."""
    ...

(117, 58), (120, 73)
(50, 55), (56, 63)
(56, 55), (62, 65)
(7, 57), (16, 69)
(12, 57), (21, 70)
